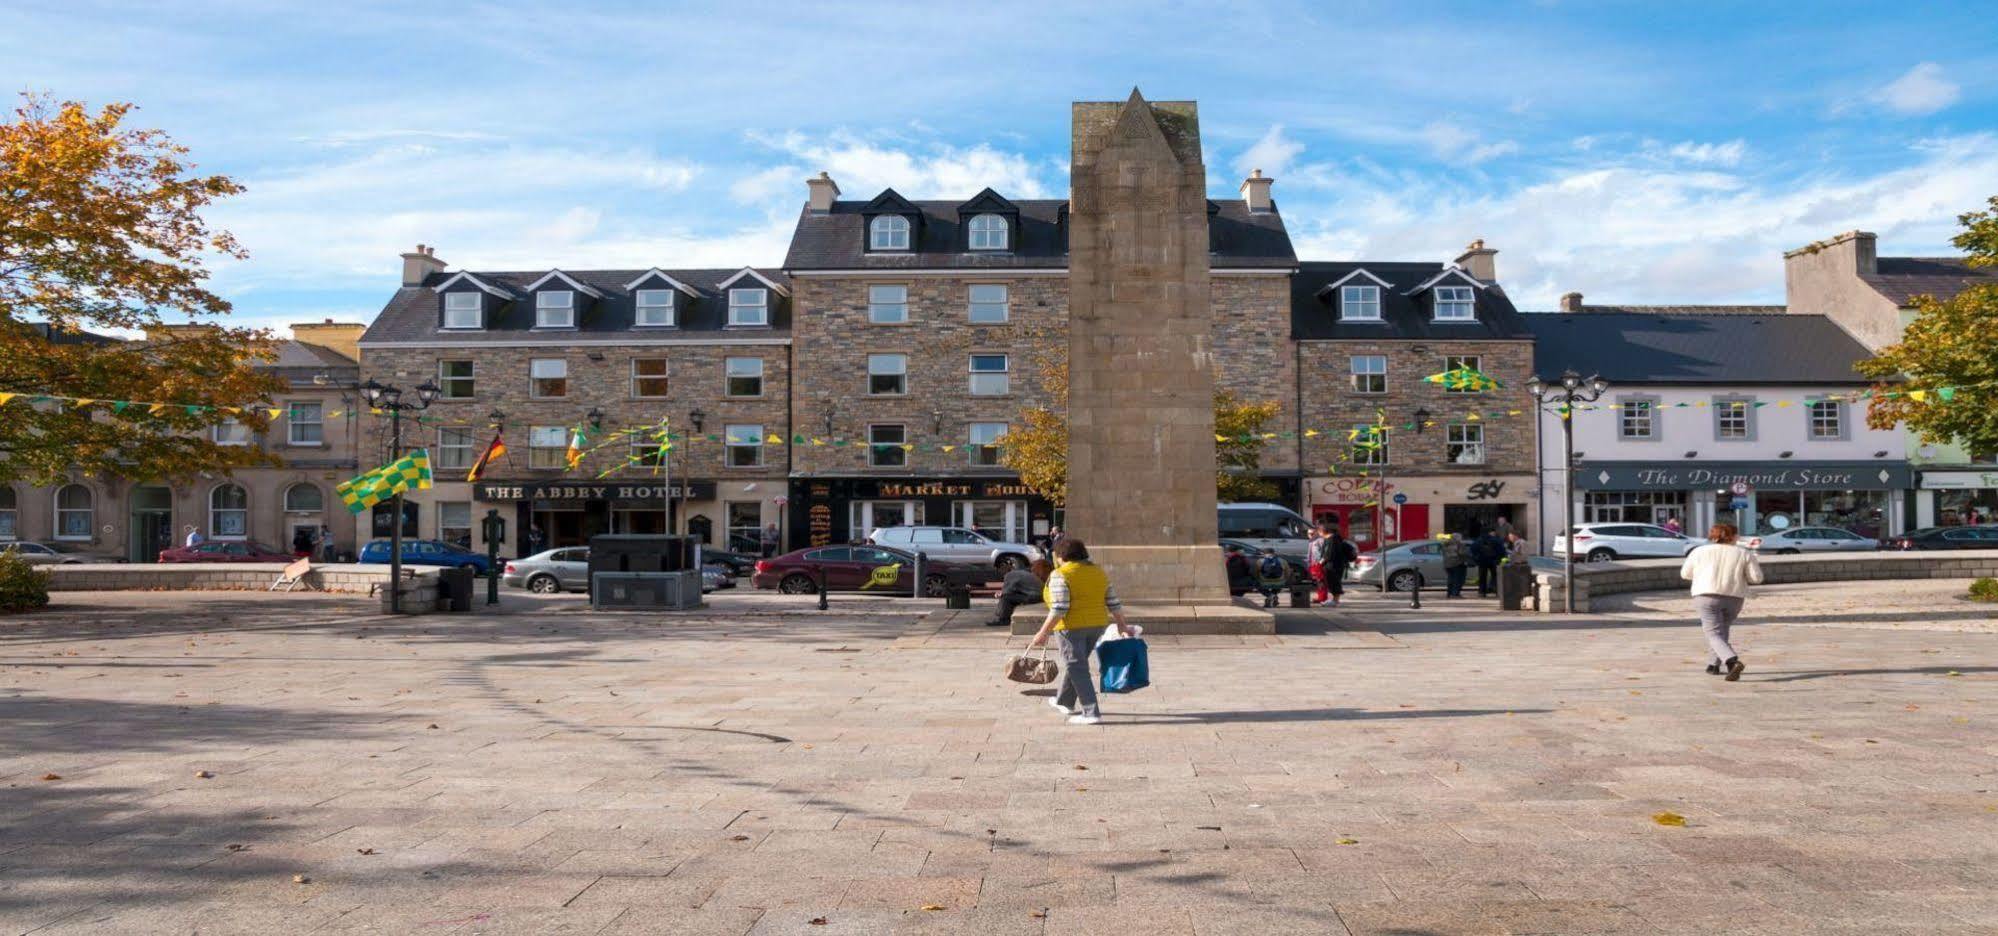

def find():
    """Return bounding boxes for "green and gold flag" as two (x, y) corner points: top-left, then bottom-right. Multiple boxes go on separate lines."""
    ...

(337, 449), (433, 514)
(1423, 367), (1501, 392)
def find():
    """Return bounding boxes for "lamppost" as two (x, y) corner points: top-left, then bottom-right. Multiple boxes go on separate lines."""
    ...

(360, 377), (439, 613)
(1525, 369), (1610, 613)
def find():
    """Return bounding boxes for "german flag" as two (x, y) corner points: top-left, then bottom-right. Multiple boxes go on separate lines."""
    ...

(466, 432), (507, 483)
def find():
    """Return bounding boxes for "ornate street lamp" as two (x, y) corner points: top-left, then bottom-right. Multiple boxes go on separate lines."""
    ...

(1526, 369), (1610, 614)
(364, 378), (439, 612)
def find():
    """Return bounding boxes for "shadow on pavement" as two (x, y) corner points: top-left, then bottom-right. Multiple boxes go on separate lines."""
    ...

(1111, 706), (1548, 725)
(1753, 665), (1998, 683)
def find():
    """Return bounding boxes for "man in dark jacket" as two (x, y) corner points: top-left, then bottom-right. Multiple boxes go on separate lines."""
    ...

(1223, 544), (1254, 596)
(987, 559), (1051, 627)
(1440, 535), (1469, 598)
(1315, 520), (1354, 607)
(1473, 529), (1505, 596)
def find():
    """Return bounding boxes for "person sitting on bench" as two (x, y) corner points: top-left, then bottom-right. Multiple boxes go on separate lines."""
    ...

(988, 558), (1053, 627)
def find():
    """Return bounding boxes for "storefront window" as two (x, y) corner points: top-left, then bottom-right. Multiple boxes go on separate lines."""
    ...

(1936, 490), (1998, 526)
(726, 502), (763, 552)
(1583, 491), (1686, 525)
(1753, 489), (1886, 539)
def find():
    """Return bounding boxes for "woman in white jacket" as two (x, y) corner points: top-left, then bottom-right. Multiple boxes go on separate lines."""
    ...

(1679, 523), (1763, 681)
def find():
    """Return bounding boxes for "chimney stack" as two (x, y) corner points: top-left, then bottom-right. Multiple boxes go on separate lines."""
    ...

(1454, 238), (1498, 282)
(400, 244), (446, 287)
(291, 319), (368, 363)
(806, 171), (841, 214)
(1559, 291), (1584, 313)
(1239, 168), (1274, 213)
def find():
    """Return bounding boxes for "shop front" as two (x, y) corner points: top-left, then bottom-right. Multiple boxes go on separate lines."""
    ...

(1577, 461), (1911, 540)
(1917, 469), (1998, 526)
(1304, 474), (1533, 552)
(788, 477), (1058, 549)
(473, 480), (718, 551)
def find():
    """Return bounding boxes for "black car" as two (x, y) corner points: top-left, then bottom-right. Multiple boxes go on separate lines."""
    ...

(699, 548), (760, 576)
(1888, 525), (1998, 550)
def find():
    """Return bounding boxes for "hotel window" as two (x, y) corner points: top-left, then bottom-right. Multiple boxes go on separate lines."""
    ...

(870, 215), (910, 250)
(630, 436), (668, 469)
(530, 358), (568, 398)
(868, 353), (908, 395)
(54, 485), (92, 539)
(1715, 397), (1754, 440)
(209, 484), (248, 539)
(438, 502), (472, 548)
(1340, 285), (1381, 321)
(968, 284), (1009, 323)
(287, 402), (323, 446)
(1619, 397), (1657, 440)
(1443, 355), (1482, 393)
(536, 290), (575, 328)
(528, 426), (568, 468)
(213, 417), (252, 446)
(869, 424), (907, 467)
(436, 427), (477, 470)
(1434, 285), (1475, 321)
(1446, 423), (1486, 465)
(726, 357), (764, 397)
(283, 483), (323, 513)
(631, 359), (670, 398)
(868, 284), (909, 324)
(634, 288), (676, 326)
(726, 502), (764, 552)
(443, 292), (482, 329)
(0, 487), (15, 540)
(969, 354), (1010, 395)
(1808, 399), (1845, 440)
(439, 360), (474, 398)
(1351, 355), (1386, 394)
(969, 422), (1007, 467)
(1351, 428), (1389, 467)
(728, 288), (768, 326)
(725, 424), (763, 467)
(968, 213), (1008, 250)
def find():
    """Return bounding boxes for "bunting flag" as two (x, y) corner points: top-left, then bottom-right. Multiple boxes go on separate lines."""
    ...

(336, 449), (433, 514)
(465, 432), (508, 483)
(1423, 366), (1502, 392)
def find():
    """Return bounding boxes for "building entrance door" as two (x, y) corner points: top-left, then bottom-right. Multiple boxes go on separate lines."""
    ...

(1314, 504), (1386, 554)
(129, 485), (173, 563)
(851, 501), (924, 538)
(956, 501), (1026, 543)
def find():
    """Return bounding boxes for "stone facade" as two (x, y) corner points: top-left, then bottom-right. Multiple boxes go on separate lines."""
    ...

(1210, 273), (1300, 472)
(1783, 231), (1903, 352)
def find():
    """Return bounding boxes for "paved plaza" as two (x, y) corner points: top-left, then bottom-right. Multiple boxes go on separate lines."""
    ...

(1, 584), (1995, 935)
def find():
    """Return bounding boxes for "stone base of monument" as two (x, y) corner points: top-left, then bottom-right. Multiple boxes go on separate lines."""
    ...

(999, 544), (1274, 635)
(1004, 600), (1276, 636)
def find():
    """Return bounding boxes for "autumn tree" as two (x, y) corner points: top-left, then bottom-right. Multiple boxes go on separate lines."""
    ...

(1857, 196), (1998, 452)
(0, 93), (282, 485)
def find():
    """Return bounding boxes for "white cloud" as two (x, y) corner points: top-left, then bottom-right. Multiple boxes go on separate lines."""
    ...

(1872, 62), (1961, 115)
(1420, 120), (1519, 164)
(1236, 124), (1305, 178)
(1664, 139), (1747, 166)
(729, 165), (806, 205)
(746, 130), (1053, 200)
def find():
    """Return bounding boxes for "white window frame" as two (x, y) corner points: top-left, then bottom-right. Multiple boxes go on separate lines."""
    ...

(869, 424), (908, 467)
(528, 426), (568, 469)
(1352, 429), (1389, 467)
(969, 354), (1010, 396)
(443, 291), (483, 330)
(1434, 285), (1476, 321)
(968, 283), (1009, 323)
(530, 358), (568, 399)
(209, 483), (249, 541)
(438, 501), (473, 547)
(436, 426), (478, 470)
(631, 358), (670, 399)
(286, 401), (323, 446)
(726, 357), (764, 398)
(728, 288), (769, 327)
(0, 486), (16, 541)
(536, 290), (576, 328)
(630, 437), (668, 470)
(1618, 396), (1658, 441)
(868, 353), (908, 396)
(968, 213), (1008, 251)
(968, 422), (1007, 467)
(1808, 399), (1845, 441)
(1351, 355), (1386, 394)
(1444, 355), (1482, 394)
(439, 360), (475, 399)
(213, 418), (252, 446)
(634, 288), (676, 327)
(1340, 285), (1381, 321)
(1715, 396), (1755, 441)
(1446, 423), (1486, 465)
(54, 485), (92, 541)
(283, 482), (324, 514)
(724, 424), (764, 468)
(868, 284), (909, 324)
(870, 215), (911, 251)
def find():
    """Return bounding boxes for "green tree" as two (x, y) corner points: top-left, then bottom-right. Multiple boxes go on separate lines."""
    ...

(1857, 196), (1998, 451)
(1, 93), (283, 485)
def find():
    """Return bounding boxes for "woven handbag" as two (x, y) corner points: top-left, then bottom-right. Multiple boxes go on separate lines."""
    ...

(1004, 646), (1060, 684)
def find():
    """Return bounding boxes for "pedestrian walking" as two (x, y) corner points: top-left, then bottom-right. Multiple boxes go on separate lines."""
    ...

(318, 523), (336, 562)
(1663, 515), (1683, 535)
(1680, 523), (1763, 681)
(1254, 547), (1288, 608)
(527, 523), (546, 555)
(291, 527), (314, 558)
(763, 523), (780, 558)
(1440, 534), (1468, 598)
(1044, 526), (1067, 562)
(1504, 531), (1527, 562)
(1318, 521), (1354, 607)
(184, 527), (204, 548)
(1028, 539), (1134, 725)
(1473, 529), (1504, 597)
(987, 558), (1051, 627)
(1493, 514), (1515, 542)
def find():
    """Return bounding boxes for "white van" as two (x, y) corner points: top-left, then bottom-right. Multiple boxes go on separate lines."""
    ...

(1217, 503), (1313, 559)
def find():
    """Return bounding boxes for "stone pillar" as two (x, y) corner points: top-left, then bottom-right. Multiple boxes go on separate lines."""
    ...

(1064, 90), (1231, 605)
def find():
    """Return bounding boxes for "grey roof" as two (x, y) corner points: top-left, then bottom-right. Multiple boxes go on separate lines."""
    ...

(360, 267), (790, 345)
(1526, 312), (1873, 385)
(20, 322), (120, 345)
(1291, 261), (1532, 340)
(1569, 304), (1785, 316)
(271, 340), (356, 370)
(782, 197), (1295, 270)
(1862, 256), (1998, 306)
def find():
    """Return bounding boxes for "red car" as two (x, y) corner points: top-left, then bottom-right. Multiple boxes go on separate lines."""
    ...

(158, 541), (298, 563)
(751, 544), (980, 596)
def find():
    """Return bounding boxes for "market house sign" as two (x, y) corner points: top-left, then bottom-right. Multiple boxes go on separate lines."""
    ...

(475, 481), (718, 502)
(1577, 462), (1911, 492)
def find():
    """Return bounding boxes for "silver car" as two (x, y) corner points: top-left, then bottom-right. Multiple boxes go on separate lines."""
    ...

(867, 526), (1037, 571)
(1748, 527), (1879, 554)
(1, 542), (78, 566)
(503, 547), (590, 594)
(1349, 539), (1448, 592)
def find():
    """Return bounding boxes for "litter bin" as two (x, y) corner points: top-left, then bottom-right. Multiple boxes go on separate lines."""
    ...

(943, 582), (972, 610)
(1499, 561), (1533, 611)
(1288, 581), (1314, 608)
(439, 565), (475, 612)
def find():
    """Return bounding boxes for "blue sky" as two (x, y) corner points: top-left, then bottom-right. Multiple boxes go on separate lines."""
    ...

(5, 0), (1995, 334)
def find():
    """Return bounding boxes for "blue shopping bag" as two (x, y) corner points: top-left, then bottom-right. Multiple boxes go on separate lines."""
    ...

(1096, 635), (1150, 693)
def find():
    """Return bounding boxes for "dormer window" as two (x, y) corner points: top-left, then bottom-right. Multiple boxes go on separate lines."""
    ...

(968, 214), (1008, 251)
(870, 215), (911, 251)
(1434, 286), (1475, 322)
(536, 291), (575, 328)
(443, 292), (482, 329)
(729, 288), (768, 326)
(1340, 285), (1381, 321)
(635, 289), (675, 327)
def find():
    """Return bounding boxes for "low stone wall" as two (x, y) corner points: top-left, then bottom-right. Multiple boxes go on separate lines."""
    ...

(1534, 549), (1998, 613)
(45, 562), (414, 596)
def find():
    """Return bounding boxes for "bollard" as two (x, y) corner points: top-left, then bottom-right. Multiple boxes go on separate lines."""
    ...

(1409, 575), (1422, 609)
(815, 564), (829, 611)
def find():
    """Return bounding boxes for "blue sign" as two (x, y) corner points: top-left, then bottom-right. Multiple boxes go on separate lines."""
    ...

(1729, 498), (1749, 511)
(1392, 493), (1409, 505)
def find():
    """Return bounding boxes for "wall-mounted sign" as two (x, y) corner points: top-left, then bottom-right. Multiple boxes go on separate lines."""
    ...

(475, 481), (718, 502)
(1315, 477), (1389, 504)
(1919, 471), (1998, 490)
(1578, 461), (1911, 492)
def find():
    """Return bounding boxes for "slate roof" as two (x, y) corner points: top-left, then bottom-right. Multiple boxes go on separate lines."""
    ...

(360, 268), (790, 345)
(782, 198), (1295, 270)
(1291, 261), (1532, 340)
(1526, 312), (1873, 385)
(1569, 304), (1785, 316)
(1862, 256), (1998, 306)
(20, 322), (120, 345)
(272, 340), (356, 370)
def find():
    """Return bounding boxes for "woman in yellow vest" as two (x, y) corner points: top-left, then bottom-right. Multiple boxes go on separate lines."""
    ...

(1028, 538), (1134, 725)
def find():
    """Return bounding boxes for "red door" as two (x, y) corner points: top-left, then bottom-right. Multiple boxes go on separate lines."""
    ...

(1314, 505), (1382, 554)
(1394, 505), (1430, 543)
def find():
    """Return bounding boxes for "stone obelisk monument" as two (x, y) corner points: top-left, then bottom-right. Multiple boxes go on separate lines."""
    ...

(1064, 90), (1237, 611)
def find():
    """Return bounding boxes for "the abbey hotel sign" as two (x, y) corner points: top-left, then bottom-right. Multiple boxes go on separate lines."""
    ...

(1579, 461), (1911, 491)
(475, 481), (717, 502)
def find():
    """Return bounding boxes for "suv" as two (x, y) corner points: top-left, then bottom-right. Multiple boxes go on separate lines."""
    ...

(1553, 523), (1707, 562)
(1218, 503), (1313, 559)
(866, 526), (1037, 571)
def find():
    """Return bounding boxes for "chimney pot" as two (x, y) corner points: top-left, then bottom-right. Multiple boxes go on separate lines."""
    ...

(1454, 239), (1499, 282)
(1239, 170), (1275, 213)
(806, 171), (841, 214)
(1560, 291), (1584, 313)
(400, 244), (448, 287)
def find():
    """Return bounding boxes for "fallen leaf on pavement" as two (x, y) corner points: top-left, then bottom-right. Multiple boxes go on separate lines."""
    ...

(730, 835), (751, 842)
(194, 770), (213, 779)
(292, 874), (310, 884)
(40, 773), (60, 781)
(808, 918), (828, 926)
(357, 848), (375, 855)
(921, 904), (945, 911)
(1336, 837), (1359, 845)
(1652, 812), (1687, 827)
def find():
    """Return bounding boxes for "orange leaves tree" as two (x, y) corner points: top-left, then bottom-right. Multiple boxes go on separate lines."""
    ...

(0, 93), (283, 484)
(1857, 195), (1998, 453)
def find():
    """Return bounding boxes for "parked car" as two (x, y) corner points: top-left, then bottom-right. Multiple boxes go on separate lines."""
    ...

(701, 563), (735, 592)
(1552, 523), (1707, 563)
(1887, 525), (1998, 550)
(1218, 502), (1313, 559)
(503, 547), (590, 594)
(157, 541), (297, 563)
(751, 544), (980, 596)
(698, 548), (760, 576)
(1219, 538), (1307, 595)
(1747, 527), (1879, 554)
(867, 526), (1038, 571)
(2, 541), (90, 565)
(1350, 539), (1448, 592)
(358, 539), (496, 575)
